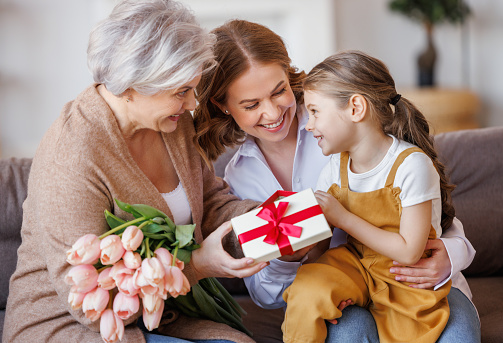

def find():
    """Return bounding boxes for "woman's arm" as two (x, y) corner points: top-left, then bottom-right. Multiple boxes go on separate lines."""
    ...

(315, 190), (432, 266)
(390, 217), (475, 289)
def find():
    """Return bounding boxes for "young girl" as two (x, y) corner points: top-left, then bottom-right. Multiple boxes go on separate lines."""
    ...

(281, 51), (455, 343)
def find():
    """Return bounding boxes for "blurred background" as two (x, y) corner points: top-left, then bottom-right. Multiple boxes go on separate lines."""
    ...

(0, 0), (501, 158)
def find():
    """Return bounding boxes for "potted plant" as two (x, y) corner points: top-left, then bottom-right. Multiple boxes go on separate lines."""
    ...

(389, 0), (471, 87)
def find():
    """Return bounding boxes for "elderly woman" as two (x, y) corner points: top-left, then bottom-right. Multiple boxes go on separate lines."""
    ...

(3, 2), (266, 343)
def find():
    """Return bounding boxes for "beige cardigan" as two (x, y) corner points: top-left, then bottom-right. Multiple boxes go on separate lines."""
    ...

(3, 85), (257, 343)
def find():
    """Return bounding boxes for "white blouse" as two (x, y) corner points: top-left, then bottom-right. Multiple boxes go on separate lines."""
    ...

(161, 182), (192, 225)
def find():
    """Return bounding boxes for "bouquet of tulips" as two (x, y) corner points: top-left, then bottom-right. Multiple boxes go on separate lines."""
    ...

(64, 199), (250, 343)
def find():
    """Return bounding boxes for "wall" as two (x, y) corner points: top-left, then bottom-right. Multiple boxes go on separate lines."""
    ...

(334, 0), (503, 127)
(1, 0), (501, 158)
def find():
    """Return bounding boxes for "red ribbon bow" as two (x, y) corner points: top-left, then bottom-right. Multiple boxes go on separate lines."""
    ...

(238, 200), (323, 256)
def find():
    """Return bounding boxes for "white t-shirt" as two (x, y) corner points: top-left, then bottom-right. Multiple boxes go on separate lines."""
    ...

(317, 135), (443, 248)
(224, 109), (474, 309)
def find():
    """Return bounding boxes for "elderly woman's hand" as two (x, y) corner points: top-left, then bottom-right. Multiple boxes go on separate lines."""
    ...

(190, 221), (269, 280)
(390, 239), (451, 288)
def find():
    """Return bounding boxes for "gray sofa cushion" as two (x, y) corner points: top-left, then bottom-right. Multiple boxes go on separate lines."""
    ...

(0, 158), (32, 310)
(435, 127), (503, 277)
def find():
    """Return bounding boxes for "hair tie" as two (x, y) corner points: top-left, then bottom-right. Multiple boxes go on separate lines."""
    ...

(390, 94), (401, 106)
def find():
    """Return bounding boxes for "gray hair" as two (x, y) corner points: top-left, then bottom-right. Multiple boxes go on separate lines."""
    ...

(87, 0), (216, 96)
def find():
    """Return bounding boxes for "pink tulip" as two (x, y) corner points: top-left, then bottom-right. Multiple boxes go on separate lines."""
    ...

(165, 266), (190, 298)
(142, 297), (164, 331)
(141, 257), (165, 286)
(66, 234), (101, 266)
(133, 268), (166, 299)
(123, 251), (142, 270)
(100, 309), (124, 343)
(155, 248), (184, 270)
(109, 260), (134, 285)
(121, 226), (143, 251)
(113, 292), (139, 320)
(64, 264), (99, 293)
(100, 235), (125, 265)
(82, 287), (109, 321)
(97, 268), (116, 291)
(68, 290), (86, 310)
(140, 293), (163, 313)
(116, 274), (139, 296)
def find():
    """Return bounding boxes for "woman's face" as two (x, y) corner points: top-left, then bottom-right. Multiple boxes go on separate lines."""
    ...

(128, 73), (202, 133)
(223, 63), (297, 143)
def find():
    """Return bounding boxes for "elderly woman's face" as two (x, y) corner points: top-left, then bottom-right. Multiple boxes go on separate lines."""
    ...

(128, 74), (202, 133)
(223, 63), (297, 144)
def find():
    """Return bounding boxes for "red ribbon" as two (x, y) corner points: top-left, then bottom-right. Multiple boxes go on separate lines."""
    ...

(238, 201), (323, 256)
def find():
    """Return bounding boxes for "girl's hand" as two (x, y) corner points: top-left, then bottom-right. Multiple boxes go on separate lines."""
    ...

(327, 299), (354, 325)
(390, 239), (451, 289)
(190, 221), (268, 280)
(278, 243), (316, 262)
(314, 190), (348, 228)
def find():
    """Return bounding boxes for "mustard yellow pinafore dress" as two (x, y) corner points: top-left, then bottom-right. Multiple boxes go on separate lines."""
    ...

(282, 148), (451, 343)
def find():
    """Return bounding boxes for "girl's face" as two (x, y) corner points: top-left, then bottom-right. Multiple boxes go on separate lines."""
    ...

(304, 90), (355, 156)
(128, 73), (201, 133)
(223, 63), (297, 143)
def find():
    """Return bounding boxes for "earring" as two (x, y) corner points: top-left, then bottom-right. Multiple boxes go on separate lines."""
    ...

(126, 95), (132, 103)
(224, 110), (229, 115)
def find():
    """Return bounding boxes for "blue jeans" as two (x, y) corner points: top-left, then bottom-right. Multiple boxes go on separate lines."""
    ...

(325, 287), (480, 342)
(143, 332), (233, 343)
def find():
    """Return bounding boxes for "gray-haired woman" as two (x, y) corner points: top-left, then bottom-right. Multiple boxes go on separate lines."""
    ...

(3, 1), (266, 342)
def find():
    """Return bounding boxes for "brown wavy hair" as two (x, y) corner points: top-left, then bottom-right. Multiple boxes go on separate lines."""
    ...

(193, 20), (305, 168)
(303, 51), (455, 230)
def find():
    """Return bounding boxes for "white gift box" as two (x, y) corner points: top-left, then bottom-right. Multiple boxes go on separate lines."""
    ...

(231, 189), (332, 263)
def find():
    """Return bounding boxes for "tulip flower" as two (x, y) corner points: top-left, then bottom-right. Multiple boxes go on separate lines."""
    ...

(113, 292), (139, 320)
(133, 267), (166, 299)
(68, 291), (86, 310)
(141, 257), (165, 286)
(64, 264), (99, 293)
(116, 274), (139, 296)
(165, 266), (190, 298)
(121, 225), (143, 251)
(109, 260), (134, 285)
(66, 234), (101, 266)
(155, 247), (184, 270)
(123, 251), (141, 270)
(100, 235), (125, 265)
(82, 287), (109, 322)
(100, 309), (124, 343)
(142, 297), (164, 331)
(140, 293), (163, 313)
(97, 268), (116, 291)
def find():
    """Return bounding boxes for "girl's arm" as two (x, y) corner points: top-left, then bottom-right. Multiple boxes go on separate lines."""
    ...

(315, 191), (432, 265)
(391, 217), (475, 289)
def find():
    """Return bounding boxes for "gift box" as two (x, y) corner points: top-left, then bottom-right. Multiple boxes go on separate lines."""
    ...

(231, 188), (332, 263)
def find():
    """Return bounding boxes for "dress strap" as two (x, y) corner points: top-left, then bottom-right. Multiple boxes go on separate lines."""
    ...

(384, 147), (425, 188)
(340, 152), (350, 189)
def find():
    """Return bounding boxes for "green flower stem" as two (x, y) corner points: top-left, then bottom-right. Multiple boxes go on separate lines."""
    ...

(155, 239), (166, 251)
(145, 237), (151, 258)
(137, 220), (151, 230)
(171, 243), (179, 266)
(97, 266), (110, 273)
(99, 216), (146, 239)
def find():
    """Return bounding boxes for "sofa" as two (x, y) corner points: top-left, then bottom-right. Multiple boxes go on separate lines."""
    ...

(2, 127), (502, 342)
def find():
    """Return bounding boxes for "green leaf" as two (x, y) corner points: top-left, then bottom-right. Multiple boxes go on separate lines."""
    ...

(175, 224), (196, 248)
(142, 223), (167, 234)
(184, 244), (201, 251)
(176, 248), (192, 264)
(129, 203), (170, 220)
(115, 199), (143, 218)
(104, 209), (126, 229)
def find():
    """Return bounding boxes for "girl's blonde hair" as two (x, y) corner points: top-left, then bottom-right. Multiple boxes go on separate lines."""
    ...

(304, 50), (455, 230)
(193, 20), (305, 167)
